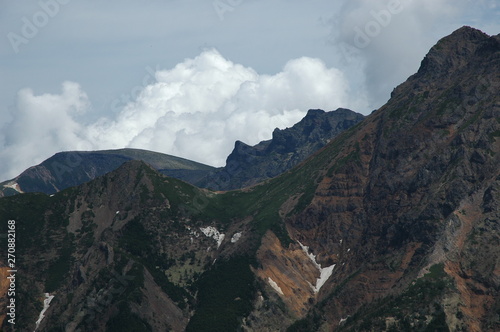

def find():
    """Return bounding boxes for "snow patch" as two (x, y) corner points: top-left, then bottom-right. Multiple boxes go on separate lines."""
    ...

(187, 226), (200, 238)
(339, 316), (349, 325)
(4, 181), (23, 193)
(298, 241), (319, 265)
(267, 277), (284, 295)
(316, 264), (335, 293)
(231, 232), (242, 243)
(34, 293), (54, 331)
(298, 241), (335, 293)
(200, 226), (225, 248)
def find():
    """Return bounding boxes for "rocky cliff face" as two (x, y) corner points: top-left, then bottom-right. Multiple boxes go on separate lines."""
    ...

(280, 26), (500, 331)
(0, 26), (499, 332)
(197, 108), (365, 191)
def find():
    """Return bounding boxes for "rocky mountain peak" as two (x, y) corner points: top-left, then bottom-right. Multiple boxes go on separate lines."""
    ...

(415, 26), (493, 80)
(304, 108), (326, 117)
(198, 108), (365, 190)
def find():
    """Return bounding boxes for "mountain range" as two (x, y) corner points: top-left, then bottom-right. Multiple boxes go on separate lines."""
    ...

(0, 108), (364, 197)
(0, 149), (214, 197)
(0, 26), (499, 332)
(198, 108), (365, 191)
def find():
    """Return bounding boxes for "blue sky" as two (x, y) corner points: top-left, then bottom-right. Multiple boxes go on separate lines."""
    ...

(0, 0), (499, 180)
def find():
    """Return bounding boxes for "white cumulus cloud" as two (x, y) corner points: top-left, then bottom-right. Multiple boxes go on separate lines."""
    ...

(0, 49), (358, 180)
(0, 82), (92, 179)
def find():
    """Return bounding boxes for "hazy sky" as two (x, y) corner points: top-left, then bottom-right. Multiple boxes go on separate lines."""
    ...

(1, 0), (499, 180)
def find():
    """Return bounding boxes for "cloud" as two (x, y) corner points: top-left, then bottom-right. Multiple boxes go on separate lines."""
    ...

(0, 49), (357, 180)
(87, 49), (354, 167)
(330, 0), (468, 108)
(0, 82), (92, 179)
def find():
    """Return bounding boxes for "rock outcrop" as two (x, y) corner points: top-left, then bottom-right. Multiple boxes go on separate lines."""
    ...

(197, 108), (365, 191)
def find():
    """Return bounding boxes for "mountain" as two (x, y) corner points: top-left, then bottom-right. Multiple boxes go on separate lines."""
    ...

(197, 108), (365, 190)
(0, 110), (363, 197)
(0, 148), (215, 197)
(0, 26), (499, 332)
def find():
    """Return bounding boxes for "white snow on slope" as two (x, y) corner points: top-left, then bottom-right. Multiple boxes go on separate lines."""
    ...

(267, 277), (284, 295)
(34, 293), (54, 331)
(3, 181), (23, 193)
(339, 316), (349, 325)
(298, 241), (335, 293)
(231, 232), (242, 243)
(315, 264), (336, 293)
(200, 226), (225, 248)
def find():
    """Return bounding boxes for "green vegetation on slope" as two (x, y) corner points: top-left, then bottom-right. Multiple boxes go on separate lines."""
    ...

(338, 264), (451, 332)
(186, 257), (256, 332)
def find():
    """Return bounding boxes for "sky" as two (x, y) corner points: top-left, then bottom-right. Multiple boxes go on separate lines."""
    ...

(0, 0), (499, 181)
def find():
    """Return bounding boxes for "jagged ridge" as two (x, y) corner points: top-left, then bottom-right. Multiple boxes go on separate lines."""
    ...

(197, 108), (365, 190)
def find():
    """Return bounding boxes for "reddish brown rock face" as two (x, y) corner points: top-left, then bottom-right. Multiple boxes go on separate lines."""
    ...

(267, 26), (500, 330)
(255, 232), (320, 317)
